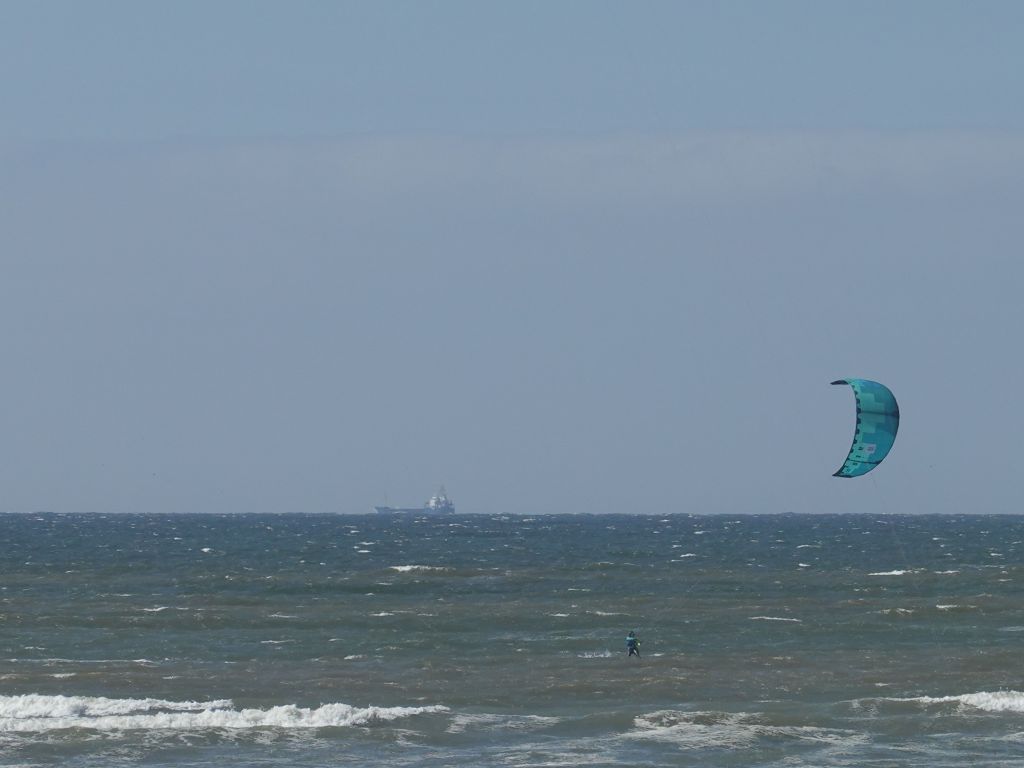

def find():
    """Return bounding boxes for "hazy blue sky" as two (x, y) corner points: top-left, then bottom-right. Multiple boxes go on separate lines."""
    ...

(2, 1), (1023, 514)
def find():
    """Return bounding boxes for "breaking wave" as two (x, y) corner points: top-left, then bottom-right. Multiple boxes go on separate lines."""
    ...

(388, 565), (453, 573)
(893, 691), (1024, 714)
(0, 694), (448, 733)
(626, 710), (865, 750)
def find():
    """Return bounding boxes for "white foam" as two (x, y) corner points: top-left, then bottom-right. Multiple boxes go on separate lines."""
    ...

(0, 695), (231, 720)
(748, 616), (802, 623)
(0, 695), (447, 732)
(626, 710), (863, 750)
(887, 691), (1024, 713)
(446, 713), (560, 733)
(869, 570), (910, 576)
(578, 650), (614, 658)
(388, 565), (453, 573)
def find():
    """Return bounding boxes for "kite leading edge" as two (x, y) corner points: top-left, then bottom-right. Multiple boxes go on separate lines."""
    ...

(831, 379), (899, 478)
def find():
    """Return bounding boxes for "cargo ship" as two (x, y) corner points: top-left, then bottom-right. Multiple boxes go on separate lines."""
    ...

(374, 486), (455, 515)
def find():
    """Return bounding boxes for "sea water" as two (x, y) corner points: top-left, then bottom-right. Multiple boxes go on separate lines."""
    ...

(2, 512), (1024, 767)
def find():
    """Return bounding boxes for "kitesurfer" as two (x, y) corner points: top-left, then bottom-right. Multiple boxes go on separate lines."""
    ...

(626, 630), (641, 658)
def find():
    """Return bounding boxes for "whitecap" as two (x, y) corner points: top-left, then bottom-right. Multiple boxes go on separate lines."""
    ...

(885, 691), (1024, 714)
(869, 570), (909, 576)
(0, 695), (232, 720)
(446, 713), (559, 734)
(0, 695), (447, 732)
(625, 710), (863, 750)
(388, 565), (453, 573)
(749, 616), (802, 623)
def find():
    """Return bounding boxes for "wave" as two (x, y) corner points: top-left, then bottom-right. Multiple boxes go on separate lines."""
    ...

(0, 695), (447, 733)
(626, 710), (864, 750)
(446, 713), (560, 734)
(138, 606), (191, 613)
(748, 616), (802, 622)
(388, 565), (453, 573)
(891, 691), (1024, 713)
(7, 658), (160, 666)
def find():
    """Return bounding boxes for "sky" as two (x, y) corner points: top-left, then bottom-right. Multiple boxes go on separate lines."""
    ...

(1, 1), (1023, 515)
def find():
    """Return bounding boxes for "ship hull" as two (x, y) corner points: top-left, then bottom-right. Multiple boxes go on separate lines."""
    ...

(374, 506), (454, 515)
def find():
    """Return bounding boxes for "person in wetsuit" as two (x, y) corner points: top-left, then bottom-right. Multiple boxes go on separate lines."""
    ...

(626, 630), (641, 658)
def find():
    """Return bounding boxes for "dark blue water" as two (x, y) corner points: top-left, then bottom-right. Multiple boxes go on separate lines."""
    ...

(3, 513), (1024, 766)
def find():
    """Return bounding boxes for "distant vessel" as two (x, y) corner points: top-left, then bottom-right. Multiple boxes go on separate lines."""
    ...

(374, 486), (455, 515)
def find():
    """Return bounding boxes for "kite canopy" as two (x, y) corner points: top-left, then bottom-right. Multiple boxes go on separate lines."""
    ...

(831, 379), (899, 478)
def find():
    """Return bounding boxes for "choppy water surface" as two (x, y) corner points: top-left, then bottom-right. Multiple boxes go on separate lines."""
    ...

(3, 512), (1024, 766)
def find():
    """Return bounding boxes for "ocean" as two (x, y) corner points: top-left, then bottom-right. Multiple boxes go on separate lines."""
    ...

(2, 512), (1024, 767)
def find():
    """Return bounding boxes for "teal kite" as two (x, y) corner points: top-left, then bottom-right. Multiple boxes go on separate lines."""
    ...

(831, 379), (899, 478)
